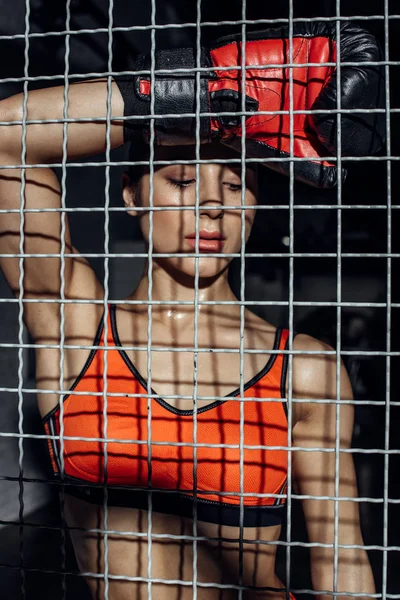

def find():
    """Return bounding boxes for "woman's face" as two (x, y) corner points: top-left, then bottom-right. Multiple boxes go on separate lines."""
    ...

(123, 143), (258, 280)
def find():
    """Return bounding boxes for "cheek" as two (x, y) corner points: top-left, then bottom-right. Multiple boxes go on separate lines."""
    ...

(155, 208), (186, 241)
(229, 198), (257, 241)
(140, 203), (190, 250)
(246, 204), (257, 233)
(142, 179), (196, 246)
(245, 191), (258, 230)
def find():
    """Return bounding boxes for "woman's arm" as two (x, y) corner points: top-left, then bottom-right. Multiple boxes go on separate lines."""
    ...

(292, 334), (375, 600)
(0, 80), (124, 341)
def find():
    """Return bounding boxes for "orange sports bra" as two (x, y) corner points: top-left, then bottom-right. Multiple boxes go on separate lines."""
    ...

(43, 304), (291, 527)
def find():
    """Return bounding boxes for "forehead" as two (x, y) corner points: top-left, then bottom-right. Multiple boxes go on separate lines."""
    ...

(153, 142), (255, 169)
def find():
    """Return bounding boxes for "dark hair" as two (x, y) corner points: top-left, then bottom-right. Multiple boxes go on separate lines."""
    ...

(127, 138), (150, 183)
(127, 139), (265, 192)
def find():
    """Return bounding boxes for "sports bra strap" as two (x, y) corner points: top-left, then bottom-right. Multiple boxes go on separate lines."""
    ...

(277, 328), (296, 405)
(99, 304), (118, 347)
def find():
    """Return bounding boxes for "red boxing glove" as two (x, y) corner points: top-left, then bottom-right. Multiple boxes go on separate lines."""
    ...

(208, 22), (385, 188)
(115, 22), (385, 188)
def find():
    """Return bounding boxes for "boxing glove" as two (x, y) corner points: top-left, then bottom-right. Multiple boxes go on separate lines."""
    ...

(114, 22), (385, 188)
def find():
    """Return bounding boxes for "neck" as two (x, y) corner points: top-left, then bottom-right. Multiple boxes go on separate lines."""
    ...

(128, 259), (238, 323)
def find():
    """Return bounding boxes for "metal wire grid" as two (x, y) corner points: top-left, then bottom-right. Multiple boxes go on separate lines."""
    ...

(100, 1), (115, 598)
(382, 2), (392, 598)
(0, 14), (399, 44)
(16, 0), (31, 596)
(146, 1), (156, 596)
(238, 2), (247, 595)
(57, 0), (72, 595)
(192, 2), (202, 596)
(285, 3), (295, 596)
(334, 4), (343, 595)
(0, 1), (398, 599)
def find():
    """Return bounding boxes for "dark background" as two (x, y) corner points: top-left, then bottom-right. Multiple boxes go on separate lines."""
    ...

(0, 0), (398, 598)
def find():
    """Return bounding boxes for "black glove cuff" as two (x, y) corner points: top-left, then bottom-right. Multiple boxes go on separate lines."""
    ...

(114, 48), (213, 145)
(310, 22), (385, 156)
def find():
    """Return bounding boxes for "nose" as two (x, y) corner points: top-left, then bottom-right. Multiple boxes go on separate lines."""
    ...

(197, 167), (224, 220)
(199, 198), (223, 220)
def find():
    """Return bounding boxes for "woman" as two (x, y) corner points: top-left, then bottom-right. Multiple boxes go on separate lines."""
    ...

(0, 76), (375, 599)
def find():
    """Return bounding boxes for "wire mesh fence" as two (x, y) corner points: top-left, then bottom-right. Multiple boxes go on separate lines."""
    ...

(0, 0), (398, 599)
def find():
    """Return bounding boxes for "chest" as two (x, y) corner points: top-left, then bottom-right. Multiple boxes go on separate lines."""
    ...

(113, 308), (280, 411)
(127, 346), (273, 410)
(58, 360), (289, 496)
(43, 310), (291, 505)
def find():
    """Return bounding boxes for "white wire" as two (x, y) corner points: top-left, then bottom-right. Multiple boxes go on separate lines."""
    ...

(0, 297), (399, 308)
(382, 2), (392, 599)
(286, 2), (295, 598)
(238, 0), (247, 596)
(0, 153), (397, 172)
(0, 105), (394, 129)
(0, 15), (400, 43)
(1, 58), (399, 87)
(333, 4), (344, 598)
(17, 0), (31, 597)
(2, 430), (400, 455)
(3, 198), (400, 214)
(4, 511), (400, 541)
(58, 0), (72, 596)
(146, 1), (157, 597)
(99, 1), (115, 598)
(5, 342), (398, 356)
(4, 341), (399, 356)
(6, 249), (400, 258)
(192, 1), (202, 597)
(2, 387), (400, 407)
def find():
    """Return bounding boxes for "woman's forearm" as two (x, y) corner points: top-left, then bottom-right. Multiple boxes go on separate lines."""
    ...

(311, 547), (376, 600)
(0, 79), (125, 164)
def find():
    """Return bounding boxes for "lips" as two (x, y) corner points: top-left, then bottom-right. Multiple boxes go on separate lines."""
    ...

(186, 230), (225, 252)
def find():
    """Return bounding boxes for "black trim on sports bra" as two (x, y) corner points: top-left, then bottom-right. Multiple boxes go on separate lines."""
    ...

(42, 310), (106, 424)
(110, 303), (283, 416)
(280, 330), (297, 418)
(57, 475), (286, 527)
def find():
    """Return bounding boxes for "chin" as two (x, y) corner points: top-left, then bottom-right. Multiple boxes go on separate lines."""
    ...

(160, 256), (231, 282)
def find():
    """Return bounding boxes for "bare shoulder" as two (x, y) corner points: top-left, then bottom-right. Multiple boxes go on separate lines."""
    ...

(292, 332), (354, 427)
(292, 333), (336, 390)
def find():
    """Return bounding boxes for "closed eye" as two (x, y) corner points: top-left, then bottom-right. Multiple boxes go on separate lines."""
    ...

(225, 182), (242, 192)
(168, 179), (242, 191)
(167, 178), (196, 188)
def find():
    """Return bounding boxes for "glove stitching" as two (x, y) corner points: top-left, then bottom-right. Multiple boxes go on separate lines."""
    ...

(243, 114), (278, 129)
(244, 118), (305, 132)
(245, 119), (278, 130)
(244, 81), (281, 93)
(291, 37), (304, 64)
